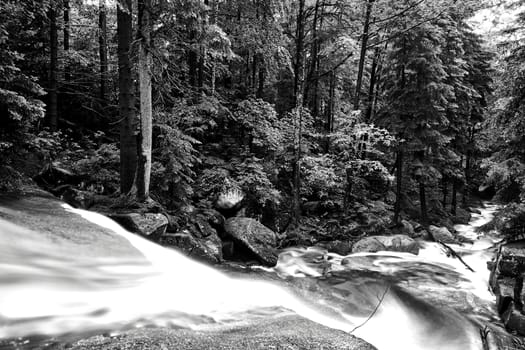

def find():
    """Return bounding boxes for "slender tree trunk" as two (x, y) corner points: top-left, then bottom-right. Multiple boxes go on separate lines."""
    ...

(99, 0), (108, 106)
(304, 0), (320, 113)
(63, 0), (70, 82)
(442, 178), (448, 210)
(393, 150), (403, 224)
(365, 46), (379, 121)
(117, 0), (137, 194)
(353, 0), (374, 110)
(420, 182), (428, 227)
(451, 180), (458, 216)
(324, 69), (336, 153)
(137, 0), (153, 202)
(257, 55), (265, 98)
(463, 150), (471, 207)
(292, 0), (306, 224)
(48, 7), (58, 131)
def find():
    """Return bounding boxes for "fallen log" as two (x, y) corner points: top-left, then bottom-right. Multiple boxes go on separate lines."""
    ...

(438, 240), (475, 272)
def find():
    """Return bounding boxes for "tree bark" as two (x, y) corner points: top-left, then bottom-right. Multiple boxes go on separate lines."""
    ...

(393, 150), (403, 224)
(442, 178), (448, 209)
(137, 0), (153, 202)
(365, 46), (379, 121)
(419, 182), (428, 227)
(117, 0), (137, 194)
(99, 0), (108, 106)
(48, 7), (58, 131)
(292, 0), (306, 224)
(304, 0), (320, 115)
(353, 0), (374, 111)
(451, 180), (458, 216)
(63, 0), (71, 82)
(463, 150), (471, 207)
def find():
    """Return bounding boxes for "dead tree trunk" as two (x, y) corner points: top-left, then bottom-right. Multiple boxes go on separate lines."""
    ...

(137, 0), (153, 201)
(117, 0), (137, 194)
(292, 0), (306, 224)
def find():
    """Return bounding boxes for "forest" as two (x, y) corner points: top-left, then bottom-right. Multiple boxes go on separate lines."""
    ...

(1, 0), (525, 260)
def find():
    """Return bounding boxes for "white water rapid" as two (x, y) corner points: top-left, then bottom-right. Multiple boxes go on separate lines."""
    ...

(0, 203), (508, 350)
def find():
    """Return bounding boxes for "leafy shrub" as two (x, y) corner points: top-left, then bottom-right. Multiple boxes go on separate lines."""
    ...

(234, 99), (283, 152)
(73, 143), (120, 194)
(301, 155), (343, 199)
(153, 112), (201, 206)
(481, 157), (525, 202)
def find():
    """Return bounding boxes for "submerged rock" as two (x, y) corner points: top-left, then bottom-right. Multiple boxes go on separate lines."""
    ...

(351, 234), (419, 255)
(110, 213), (168, 240)
(428, 225), (456, 243)
(224, 217), (278, 266)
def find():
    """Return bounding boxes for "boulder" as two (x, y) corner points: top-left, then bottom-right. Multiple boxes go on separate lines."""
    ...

(224, 217), (278, 266)
(317, 240), (353, 256)
(493, 241), (525, 277)
(452, 208), (472, 225)
(469, 207), (482, 215)
(160, 232), (222, 264)
(352, 234), (419, 255)
(502, 301), (525, 336)
(400, 219), (415, 237)
(110, 213), (168, 240)
(428, 225), (457, 243)
(59, 187), (94, 209)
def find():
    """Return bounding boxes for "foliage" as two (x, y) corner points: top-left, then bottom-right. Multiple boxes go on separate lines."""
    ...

(234, 99), (283, 152)
(153, 110), (202, 206)
(301, 155), (343, 199)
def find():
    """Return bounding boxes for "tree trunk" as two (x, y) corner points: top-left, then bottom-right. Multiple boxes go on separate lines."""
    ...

(137, 0), (153, 202)
(304, 0), (320, 114)
(292, 0), (306, 224)
(353, 0), (374, 110)
(257, 55), (265, 98)
(63, 0), (70, 82)
(48, 7), (58, 131)
(442, 178), (448, 210)
(451, 180), (458, 216)
(117, 0), (137, 194)
(99, 0), (108, 106)
(463, 150), (471, 207)
(420, 182), (428, 227)
(323, 69), (336, 153)
(365, 46), (379, 121)
(393, 150), (403, 224)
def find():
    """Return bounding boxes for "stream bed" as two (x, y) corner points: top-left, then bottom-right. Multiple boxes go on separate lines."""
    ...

(0, 200), (523, 350)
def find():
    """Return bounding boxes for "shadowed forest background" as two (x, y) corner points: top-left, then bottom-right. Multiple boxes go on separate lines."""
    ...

(2, 0), (525, 260)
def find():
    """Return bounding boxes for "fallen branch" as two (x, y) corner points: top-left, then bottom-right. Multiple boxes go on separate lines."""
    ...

(438, 241), (475, 272)
(349, 285), (390, 334)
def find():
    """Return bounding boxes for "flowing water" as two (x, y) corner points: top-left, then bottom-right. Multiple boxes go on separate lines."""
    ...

(0, 203), (516, 349)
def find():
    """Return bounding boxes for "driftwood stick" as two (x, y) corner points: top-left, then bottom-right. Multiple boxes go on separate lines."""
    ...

(438, 241), (475, 272)
(349, 285), (391, 334)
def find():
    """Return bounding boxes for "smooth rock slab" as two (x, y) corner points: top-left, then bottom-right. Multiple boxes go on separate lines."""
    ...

(58, 315), (376, 350)
(351, 234), (419, 255)
(224, 217), (278, 266)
